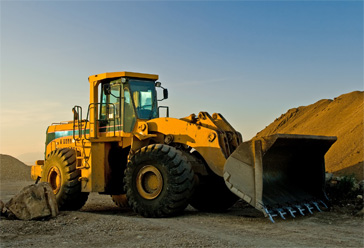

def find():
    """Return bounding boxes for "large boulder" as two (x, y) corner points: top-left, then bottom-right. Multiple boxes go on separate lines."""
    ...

(5, 182), (58, 220)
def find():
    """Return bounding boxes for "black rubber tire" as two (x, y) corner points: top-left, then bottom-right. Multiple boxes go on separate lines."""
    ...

(41, 148), (89, 210)
(190, 170), (239, 212)
(124, 144), (195, 217)
(111, 194), (129, 208)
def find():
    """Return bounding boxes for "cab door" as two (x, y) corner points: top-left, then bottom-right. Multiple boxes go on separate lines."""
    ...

(122, 85), (137, 133)
(99, 79), (122, 136)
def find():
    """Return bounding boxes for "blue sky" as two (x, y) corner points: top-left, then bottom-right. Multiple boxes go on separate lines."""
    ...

(1, 1), (363, 161)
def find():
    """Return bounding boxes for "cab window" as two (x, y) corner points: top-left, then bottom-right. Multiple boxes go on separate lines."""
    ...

(129, 79), (158, 119)
(100, 79), (121, 129)
(123, 88), (136, 132)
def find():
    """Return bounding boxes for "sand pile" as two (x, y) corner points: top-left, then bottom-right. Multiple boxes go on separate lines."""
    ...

(0, 154), (32, 181)
(256, 91), (364, 180)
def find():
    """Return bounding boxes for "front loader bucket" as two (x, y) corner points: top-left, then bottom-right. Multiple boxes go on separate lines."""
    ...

(223, 134), (336, 222)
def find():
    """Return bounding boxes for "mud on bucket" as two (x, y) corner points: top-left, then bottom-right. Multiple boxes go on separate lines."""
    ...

(223, 134), (336, 222)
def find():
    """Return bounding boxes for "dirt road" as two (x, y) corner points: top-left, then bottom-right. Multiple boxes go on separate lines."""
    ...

(1, 179), (363, 248)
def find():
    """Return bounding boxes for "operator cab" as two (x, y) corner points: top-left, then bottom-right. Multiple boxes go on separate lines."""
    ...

(94, 72), (167, 134)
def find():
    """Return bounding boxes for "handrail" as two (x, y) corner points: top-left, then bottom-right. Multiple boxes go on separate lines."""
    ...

(72, 105), (83, 141)
(51, 121), (71, 125)
(158, 106), (169, 117)
(84, 103), (118, 140)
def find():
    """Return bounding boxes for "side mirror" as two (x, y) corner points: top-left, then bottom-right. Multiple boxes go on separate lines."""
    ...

(163, 88), (168, 100)
(156, 82), (168, 101)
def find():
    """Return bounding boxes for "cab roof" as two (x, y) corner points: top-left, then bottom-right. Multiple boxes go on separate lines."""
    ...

(88, 71), (159, 83)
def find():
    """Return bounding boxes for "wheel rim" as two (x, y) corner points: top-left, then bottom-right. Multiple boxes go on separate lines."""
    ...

(136, 165), (163, 200)
(47, 166), (61, 195)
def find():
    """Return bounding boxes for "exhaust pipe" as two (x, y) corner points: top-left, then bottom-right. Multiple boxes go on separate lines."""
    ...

(223, 134), (336, 222)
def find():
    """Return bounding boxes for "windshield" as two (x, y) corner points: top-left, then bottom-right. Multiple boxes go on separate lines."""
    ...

(129, 79), (158, 120)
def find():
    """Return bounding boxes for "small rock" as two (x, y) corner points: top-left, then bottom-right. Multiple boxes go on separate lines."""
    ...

(352, 182), (360, 191)
(335, 176), (343, 182)
(357, 195), (363, 199)
(359, 180), (364, 189)
(325, 173), (333, 182)
(5, 182), (58, 220)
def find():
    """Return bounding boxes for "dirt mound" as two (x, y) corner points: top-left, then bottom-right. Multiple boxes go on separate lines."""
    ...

(0, 154), (32, 181)
(256, 91), (364, 180)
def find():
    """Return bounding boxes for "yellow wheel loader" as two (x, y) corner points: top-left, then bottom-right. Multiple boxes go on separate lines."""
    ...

(31, 71), (336, 222)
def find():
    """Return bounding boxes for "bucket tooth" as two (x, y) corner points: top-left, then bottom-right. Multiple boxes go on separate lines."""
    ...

(304, 203), (314, 214)
(268, 214), (275, 223)
(263, 207), (277, 223)
(320, 200), (328, 209)
(285, 206), (296, 218)
(276, 208), (287, 219)
(295, 205), (306, 216)
(312, 201), (322, 212)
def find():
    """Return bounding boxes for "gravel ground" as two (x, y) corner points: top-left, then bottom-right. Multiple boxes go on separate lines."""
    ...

(1, 179), (363, 248)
